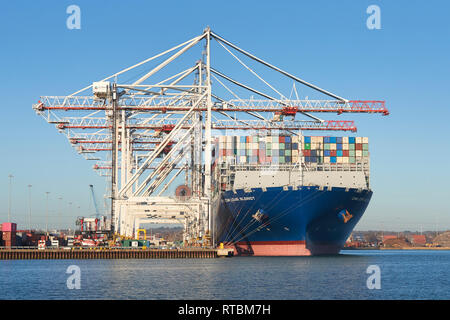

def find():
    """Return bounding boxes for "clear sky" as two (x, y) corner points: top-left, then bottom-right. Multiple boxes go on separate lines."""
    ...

(1, 1), (449, 232)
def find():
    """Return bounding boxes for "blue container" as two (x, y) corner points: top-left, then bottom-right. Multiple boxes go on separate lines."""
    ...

(305, 156), (310, 162)
(337, 143), (342, 150)
(240, 136), (246, 143)
(259, 142), (265, 149)
(285, 136), (291, 143)
(324, 137), (330, 143)
(285, 143), (291, 149)
(337, 137), (343, 143)
(349, 137), (355, 144)
(311, 156), (317, 163)
(311, 150), (317, 157)
(330, 137), (337, 144)
(337, 150), (343, 157)
(279, 149), (285, 156)
(272, 157), (279, 164)
(285, 156), (291, 162)
(330, 156), (337, 163)
(292, 143), (298, 150)
(304, 136), (311, 143)
(324, 150), (330, 156)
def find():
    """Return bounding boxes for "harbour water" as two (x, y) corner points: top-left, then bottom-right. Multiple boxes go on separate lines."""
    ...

(1, 250), (449, 300)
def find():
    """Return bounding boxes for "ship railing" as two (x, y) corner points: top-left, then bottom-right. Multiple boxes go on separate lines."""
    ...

(219, 162), (369, 173)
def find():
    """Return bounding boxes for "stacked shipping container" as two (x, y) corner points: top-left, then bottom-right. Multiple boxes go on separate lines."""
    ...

(217, 135), (300, 164)
(216, 135), (369, 165)
(1, 223), (17, 247)
(303, 136), (369, 164)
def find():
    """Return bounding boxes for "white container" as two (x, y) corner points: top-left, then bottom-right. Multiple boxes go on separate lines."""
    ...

(362, 137), (369, 143)
(330, 143), (337, 150)
(342, 137), (349, 144)
(356, 137), (362, 144)
(343, 143), (349, 150)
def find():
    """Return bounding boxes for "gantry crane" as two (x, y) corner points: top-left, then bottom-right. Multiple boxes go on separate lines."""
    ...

(33, 27), (388, 243)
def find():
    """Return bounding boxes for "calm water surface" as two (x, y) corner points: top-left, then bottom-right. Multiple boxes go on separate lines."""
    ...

(1, 250), (449, 300)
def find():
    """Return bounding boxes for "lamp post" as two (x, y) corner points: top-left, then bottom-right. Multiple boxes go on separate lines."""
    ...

(58, 196), (63, 232)
(28, 185), (32, 231)
(45, 192), (50, 234)
(8, 174), (14, 222)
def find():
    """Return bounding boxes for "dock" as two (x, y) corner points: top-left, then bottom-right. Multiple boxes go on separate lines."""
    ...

(0, 248), (220, 260)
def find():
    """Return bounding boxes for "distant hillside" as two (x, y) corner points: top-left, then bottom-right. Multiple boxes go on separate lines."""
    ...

(382, 237), (412, 248)
(433, 231), (450, 247)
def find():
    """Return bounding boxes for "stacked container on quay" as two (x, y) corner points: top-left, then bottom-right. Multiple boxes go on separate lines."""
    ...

(211, 134), (372, 256)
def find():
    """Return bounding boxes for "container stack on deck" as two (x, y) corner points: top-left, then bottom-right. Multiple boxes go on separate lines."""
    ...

(218, 135), (300, 165)
(303, 136), (369, 164)
(216, 135), (369, 165)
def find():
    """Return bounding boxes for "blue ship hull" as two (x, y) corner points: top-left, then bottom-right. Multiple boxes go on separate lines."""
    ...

(215, 186), (372, 256)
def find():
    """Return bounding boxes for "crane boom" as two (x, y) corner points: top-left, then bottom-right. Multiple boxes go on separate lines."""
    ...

(89, 184), (100, 219)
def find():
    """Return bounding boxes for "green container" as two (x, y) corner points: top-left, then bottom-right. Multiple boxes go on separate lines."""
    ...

(279, 143), (285, 149)
(285, 149), (291, 156)
(246, 149), (251, 156)
(349, 150), (355, 157)
(349, 157), (356, 163)
(363, 144), (369, 151)
(266, 142), (272, 149)
(272, 136), (278, 143)
(279, 156), (285, 164)
(304, 143), (311, 150)
(266, 150), (272, 156)
(324, 143), (330, 150)
(349, 144), (355, 150)
(363, 150), (369, 157)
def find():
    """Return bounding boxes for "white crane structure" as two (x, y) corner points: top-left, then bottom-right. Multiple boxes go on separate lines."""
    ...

(32, 28), (388, 245)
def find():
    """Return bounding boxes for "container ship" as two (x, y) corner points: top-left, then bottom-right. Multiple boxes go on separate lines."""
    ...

(211, 134), (372, 256)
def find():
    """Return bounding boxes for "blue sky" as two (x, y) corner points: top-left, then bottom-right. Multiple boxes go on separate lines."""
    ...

(1, 1), (449, 231)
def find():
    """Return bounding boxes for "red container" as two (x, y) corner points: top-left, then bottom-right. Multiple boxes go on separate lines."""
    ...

(355, 143), (362, 150)
(343, 150), (349, 157)
(2, 232), (12, 241)
(303, 150), (311, 156)
(330, 150), (337, 157)
(2, 223), (17, 232)
(279, 136), (285, 143)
